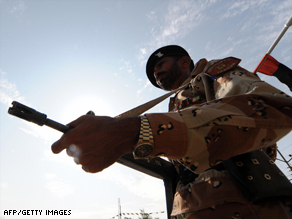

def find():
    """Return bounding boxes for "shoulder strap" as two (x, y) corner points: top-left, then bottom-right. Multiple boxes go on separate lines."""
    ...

(115, 59), (208, 118)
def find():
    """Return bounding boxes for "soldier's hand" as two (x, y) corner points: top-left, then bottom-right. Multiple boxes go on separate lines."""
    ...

(51, 115), (140, 173)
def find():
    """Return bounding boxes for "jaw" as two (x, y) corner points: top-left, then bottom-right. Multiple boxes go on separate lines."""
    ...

(156, 74), (185, 91)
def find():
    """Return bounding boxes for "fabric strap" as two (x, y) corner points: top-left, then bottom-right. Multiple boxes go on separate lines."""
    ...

(114, 58), (208, 118)
(115, 83), (189, 118)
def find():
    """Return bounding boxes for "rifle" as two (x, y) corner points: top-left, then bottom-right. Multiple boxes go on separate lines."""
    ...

(8, 101), (177, 219)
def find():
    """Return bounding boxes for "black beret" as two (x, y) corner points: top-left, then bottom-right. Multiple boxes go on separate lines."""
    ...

(146, 45), (191, 88)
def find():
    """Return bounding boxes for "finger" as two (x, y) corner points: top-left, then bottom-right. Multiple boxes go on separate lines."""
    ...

(51, 117), (89, 154)
(51, 131), (75, 154)
(74, 157), (80, 164)
(81, 163), (102, 173)
(82, 165), (89, 172)
(66, 148), (73, 157)
(79, 154), (116, 173)
(66, 115), (89, 128)
(79, 155), (103, 173)
(51, 138), (66, 154)
(66, 144), (82, 158)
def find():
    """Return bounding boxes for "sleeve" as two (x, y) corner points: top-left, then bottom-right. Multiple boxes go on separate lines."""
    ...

(146, 67), (292, 173)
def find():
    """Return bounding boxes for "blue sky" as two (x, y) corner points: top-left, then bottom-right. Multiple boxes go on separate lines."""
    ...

(1, 0), (292, 219)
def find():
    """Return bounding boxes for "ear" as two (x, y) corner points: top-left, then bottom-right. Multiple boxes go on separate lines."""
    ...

(180, 56), (192, 69)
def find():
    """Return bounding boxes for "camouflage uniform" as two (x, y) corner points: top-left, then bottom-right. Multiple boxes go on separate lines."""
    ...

(145, 58), (292, 218)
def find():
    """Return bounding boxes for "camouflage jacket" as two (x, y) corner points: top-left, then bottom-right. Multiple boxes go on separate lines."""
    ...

(145, 57), (292, 174)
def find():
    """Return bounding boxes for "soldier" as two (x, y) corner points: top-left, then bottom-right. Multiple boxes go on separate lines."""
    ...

(51, 45), (292, 218)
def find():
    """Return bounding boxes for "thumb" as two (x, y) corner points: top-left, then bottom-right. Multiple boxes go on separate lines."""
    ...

(51, 115), (90, 154)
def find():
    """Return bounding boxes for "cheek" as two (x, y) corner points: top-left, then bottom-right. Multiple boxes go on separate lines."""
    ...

(163, 61), (175, 71)
(169, 68), (180, 80)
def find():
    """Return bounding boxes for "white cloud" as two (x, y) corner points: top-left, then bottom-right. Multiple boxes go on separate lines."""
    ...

(141, 48), (146, 55)
(10, 0), (26, 15)
(44, 173), (58, 180)
(0, 73), (60, 143)
(10, 0), (27, 21)
(45, 180), (75, 198)
(137, 81), (151, 96)
(252, 2), (292, 52)
(221, 1), (250, 19)
(221, 0), (272, 20)
(205, 41), (212, 51)
(0, 71), (61, 155)
(0, 70), (26, 107)
(19, 122), (62, 144)
(96, 167), (165, 201)
(0, 182), (8, 189)
(281, 47), (292, 63)
(221, 0), (292, 43)
(138, 0), (218, 64)
(146, 11), (156, 21)
(219, 47), (234, 57)
(119, 59), (134, 77)
(151, 0), (211, 47)
(44, 172), (75, 198)
(203, 0), (292, 65)
(43, 149), (78, 168)
(137, 48), (148, 68)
